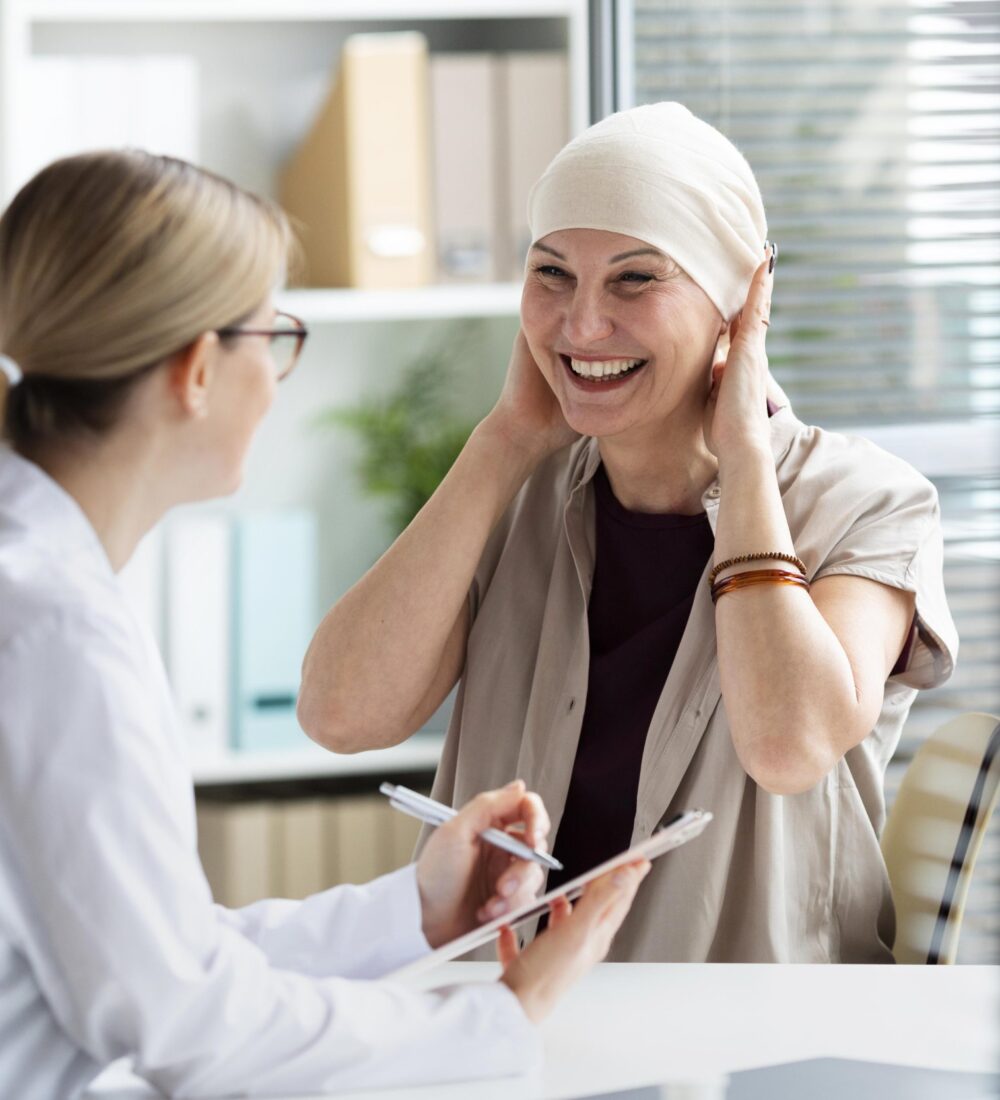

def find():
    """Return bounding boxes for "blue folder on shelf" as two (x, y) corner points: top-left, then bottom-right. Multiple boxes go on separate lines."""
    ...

(231, 510), (317, 753)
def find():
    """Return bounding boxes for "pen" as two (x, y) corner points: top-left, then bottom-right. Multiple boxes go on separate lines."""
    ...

(379, 782), (563, 872)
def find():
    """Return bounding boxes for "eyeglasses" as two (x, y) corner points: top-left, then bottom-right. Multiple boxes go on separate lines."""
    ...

(216, 310), (309, 381)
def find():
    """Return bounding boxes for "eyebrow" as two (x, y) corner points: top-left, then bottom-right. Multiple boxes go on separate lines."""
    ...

(530, 243), (668, 264)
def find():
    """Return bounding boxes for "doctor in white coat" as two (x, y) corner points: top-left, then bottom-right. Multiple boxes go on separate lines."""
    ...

(0, 151), (650, 1100)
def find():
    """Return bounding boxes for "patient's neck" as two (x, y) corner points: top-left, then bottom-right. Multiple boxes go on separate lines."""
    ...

(597, 409), (717, 516)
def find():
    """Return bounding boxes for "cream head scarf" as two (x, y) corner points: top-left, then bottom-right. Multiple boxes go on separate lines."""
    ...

(527, 102), (767, 321)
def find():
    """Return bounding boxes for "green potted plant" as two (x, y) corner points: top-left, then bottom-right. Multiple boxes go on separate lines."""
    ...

(318, 322), (490, 535)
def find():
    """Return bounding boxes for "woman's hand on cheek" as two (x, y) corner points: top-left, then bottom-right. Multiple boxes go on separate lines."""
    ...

(482, 329), (579, 463)
(703, 245), (779, 464)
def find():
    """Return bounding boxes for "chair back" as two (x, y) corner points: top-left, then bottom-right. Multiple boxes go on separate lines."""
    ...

(881, 712), (1000, 964)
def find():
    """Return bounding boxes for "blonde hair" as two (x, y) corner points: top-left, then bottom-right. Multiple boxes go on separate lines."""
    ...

(0, 150), (292, 447)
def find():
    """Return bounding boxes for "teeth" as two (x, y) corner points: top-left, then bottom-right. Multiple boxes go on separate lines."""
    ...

(569, 357), (644, 380)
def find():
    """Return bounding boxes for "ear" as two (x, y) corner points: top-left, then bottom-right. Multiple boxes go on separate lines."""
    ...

(167, 331), (218, 418)
(711, 315), (731, 366)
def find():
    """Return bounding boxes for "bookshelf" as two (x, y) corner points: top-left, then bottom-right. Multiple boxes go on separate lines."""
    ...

(0, 0), (590, 206)
(0, 0), (591, 801)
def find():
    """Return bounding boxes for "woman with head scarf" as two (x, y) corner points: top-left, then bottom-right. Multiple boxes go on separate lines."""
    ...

(300, 103), (958, 963)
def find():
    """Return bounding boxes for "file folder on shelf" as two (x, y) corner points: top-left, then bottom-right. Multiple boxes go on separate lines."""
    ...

(196, 800), (273, 909)
(280, 32), (433, 289)
(499, 52), (570, 281)
(22, 55), (198, 193)
(429, 53), (500, 283)
(195, 793), (429, 906)
(273, 799), (327, 899)
(164, 515), (230, 756)
(231, 510), (317, 753)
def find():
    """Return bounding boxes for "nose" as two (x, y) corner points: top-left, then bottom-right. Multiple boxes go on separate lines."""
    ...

(563, 285), (614, 349)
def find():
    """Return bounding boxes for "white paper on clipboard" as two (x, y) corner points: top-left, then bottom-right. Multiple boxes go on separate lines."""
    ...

(388, 808), (713, 981)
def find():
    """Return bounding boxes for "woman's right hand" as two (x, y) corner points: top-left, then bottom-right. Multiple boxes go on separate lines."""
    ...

(482, 329), (579, 462)
(498, 860), (651, 1024)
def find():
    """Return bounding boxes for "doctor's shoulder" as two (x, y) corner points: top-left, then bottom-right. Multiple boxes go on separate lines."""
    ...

(0, 544), (142, 715)
(0, 534), (125, 641)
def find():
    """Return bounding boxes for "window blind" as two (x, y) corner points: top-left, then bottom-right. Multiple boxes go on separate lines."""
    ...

(628, 0), (1000, 425)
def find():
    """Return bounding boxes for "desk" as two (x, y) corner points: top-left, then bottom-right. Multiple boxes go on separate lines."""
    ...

(87, 962), (1000, 1099)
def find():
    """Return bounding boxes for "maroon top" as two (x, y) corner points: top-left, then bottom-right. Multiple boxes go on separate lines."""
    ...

(548, 464), (715, 890)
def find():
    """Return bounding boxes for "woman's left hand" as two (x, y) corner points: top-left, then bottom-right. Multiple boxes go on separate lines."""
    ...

(703, 244), (786, 462)
(415, 780), (550, 948)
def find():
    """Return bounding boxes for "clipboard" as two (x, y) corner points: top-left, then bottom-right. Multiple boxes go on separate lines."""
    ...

(389, 808), (713, 980)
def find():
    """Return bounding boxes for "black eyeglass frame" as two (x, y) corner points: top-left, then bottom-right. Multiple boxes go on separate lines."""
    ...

(215, 310), (309, 380)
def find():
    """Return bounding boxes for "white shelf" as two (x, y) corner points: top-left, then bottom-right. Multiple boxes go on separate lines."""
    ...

(27, 1), (580, 23)
(278, 283), (522, 324)
(190, 733), (443, 786)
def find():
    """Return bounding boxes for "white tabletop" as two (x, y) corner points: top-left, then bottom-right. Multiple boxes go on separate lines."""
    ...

(87, 961), (1000, 1099)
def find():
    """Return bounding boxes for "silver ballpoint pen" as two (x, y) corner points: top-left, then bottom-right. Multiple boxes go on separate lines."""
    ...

(379, 782), (563, 872)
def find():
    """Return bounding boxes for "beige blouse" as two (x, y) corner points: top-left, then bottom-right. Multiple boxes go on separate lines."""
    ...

(426, 408), (958, 963)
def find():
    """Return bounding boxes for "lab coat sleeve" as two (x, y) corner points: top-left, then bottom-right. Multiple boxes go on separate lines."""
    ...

(0, 615), (541, 1097)
(214, 864), (434, 979)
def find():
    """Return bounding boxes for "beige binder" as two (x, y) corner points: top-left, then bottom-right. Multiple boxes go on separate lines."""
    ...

(325, 795), (391, 885)
(387, 804), (424, 869)
(429, 53), (499, 282)
(273, 799), (327, 899)
(498, 52), (570, 281)
(196, 801), (274, 909)
(280, 32), (434, 288)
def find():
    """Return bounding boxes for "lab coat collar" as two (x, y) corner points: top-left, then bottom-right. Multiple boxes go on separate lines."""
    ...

(0, 445), (114, 578)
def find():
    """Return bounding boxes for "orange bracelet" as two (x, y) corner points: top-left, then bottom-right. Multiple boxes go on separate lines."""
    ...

(711, 568), (811, 605)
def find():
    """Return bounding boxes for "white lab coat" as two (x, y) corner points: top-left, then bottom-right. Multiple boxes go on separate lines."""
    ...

(0, 447), (540, 1099)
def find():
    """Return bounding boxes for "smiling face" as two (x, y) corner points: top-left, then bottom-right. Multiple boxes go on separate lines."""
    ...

(520, 228), (727, 442)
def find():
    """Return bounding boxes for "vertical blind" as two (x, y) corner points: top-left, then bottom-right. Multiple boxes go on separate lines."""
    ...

(625, 0), (1000, 962)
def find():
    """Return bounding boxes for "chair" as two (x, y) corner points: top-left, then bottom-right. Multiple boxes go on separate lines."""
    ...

(881, 712), (1000, 964)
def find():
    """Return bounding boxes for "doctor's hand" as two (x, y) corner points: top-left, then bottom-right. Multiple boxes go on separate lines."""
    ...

(498, 859), (651, 1024)
(416, 780), (551, 949)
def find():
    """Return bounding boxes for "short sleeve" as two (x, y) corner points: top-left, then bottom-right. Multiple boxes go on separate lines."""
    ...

(810, 451), (957, 690)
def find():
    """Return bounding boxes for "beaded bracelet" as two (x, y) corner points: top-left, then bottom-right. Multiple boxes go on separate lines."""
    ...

(710, 568), (811, 605)
(708, 551), (807, 587)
